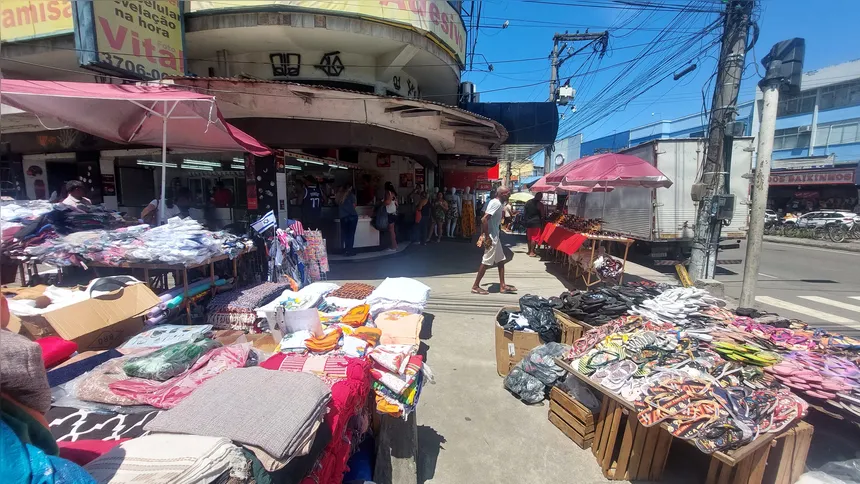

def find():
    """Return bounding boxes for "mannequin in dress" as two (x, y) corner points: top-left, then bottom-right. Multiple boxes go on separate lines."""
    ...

(460, 186), (476, 238)
(445, 187), (461, 238)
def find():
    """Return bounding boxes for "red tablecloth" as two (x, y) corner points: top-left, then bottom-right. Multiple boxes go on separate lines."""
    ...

(540, 223), (588, 255)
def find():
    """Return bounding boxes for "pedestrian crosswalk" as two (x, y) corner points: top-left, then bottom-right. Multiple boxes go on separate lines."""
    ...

(755, 295), (860, 332)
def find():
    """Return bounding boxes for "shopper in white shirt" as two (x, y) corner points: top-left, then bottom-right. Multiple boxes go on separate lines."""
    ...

(472, 186), (516, 295)
(60, 180), (92, 208)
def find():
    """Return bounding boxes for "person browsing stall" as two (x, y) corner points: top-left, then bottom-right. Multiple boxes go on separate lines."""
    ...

(384, 182), (398, 251)
(212, 180), (233, 208)
(302, 175), (323, 230)
(472, 187), (516, 295)
(61, 180), (92, 208)
(524, 192), (546, 257)
(337, 183), (358, 256)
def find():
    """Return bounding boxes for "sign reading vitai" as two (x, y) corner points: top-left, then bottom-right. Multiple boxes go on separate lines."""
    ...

(768, 169), (857, 186)
(74, 0), (185, 80)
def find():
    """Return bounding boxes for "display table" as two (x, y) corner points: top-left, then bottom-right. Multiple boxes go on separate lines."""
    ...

(568, 234), (634, 287)
(554, 358), (806, 483)
(86, 248), (255, 323)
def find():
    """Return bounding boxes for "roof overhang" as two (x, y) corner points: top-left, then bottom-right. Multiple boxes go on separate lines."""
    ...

(168, 78), (508, 157)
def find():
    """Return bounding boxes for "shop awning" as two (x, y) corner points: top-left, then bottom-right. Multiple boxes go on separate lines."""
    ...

(0, 80), (271, 156)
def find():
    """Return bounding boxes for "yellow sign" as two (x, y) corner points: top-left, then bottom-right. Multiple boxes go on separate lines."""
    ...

(91, 0), (184, 79)
(191, 0), (467, 63)
(1, 0), (73, 42)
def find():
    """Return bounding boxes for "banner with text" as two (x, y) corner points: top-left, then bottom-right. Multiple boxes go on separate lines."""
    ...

(74, 0), (185, 80)
(191, 0), (466, 63)
(769, 168), (857, 187)
(1, 0), (73, 42)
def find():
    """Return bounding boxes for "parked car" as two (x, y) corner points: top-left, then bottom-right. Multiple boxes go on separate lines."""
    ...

(764, 210), (777, 223)
(791, 211), (857, 229)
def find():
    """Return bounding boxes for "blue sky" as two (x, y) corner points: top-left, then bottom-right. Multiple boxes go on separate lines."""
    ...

(462, 0), (860, 146)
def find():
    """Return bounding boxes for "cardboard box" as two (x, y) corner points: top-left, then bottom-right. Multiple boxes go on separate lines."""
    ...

(18, 284), (160, 351)
(495, 306), (542, 377)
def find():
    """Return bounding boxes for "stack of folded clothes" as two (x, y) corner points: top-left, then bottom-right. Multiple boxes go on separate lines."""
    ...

(145, 367), (331, 474)
(84, 434), (250, 483)
(207, 282), (291, 331)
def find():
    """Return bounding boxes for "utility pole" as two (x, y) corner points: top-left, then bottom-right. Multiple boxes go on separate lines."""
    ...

(545, 31), (608, 174)
(688, 0), (754, 281)
(740, 38), (805, 307)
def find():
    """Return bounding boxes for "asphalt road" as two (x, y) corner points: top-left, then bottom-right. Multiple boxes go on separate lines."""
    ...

(715, 240), (860, 337)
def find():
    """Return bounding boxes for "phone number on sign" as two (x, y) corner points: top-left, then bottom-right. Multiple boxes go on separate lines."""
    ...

(100, 53), (166, 80)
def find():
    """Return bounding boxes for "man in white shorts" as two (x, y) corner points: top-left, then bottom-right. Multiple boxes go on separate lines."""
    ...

(472, 186), (517, 294)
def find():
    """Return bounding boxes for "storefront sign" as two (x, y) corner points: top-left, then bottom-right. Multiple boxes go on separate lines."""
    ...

(1, 0), (73, 42)
(191, 0), (467, 63)
(415, 167), (425, 184)
(768, 168), (857, 187)
(74, 0), (185, 80)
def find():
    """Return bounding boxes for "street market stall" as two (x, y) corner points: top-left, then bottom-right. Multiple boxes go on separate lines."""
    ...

(539, 217), (633, 285)
(2, 271), (433, 484)
(496, 283), (860, 483)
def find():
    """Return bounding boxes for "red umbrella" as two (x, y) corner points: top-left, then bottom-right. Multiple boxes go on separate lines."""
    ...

(546, 153), (672, 189)
(530, 176), (614, 194)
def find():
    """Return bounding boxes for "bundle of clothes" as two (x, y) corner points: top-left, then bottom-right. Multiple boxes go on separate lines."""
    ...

(1, 201), (133, 261)
(496, 294), (561, 343)
(19, 217), (252, 268)
(207, 281), (291, 331)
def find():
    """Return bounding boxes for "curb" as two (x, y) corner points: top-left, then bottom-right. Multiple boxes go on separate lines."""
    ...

(763, 235), (860, 253)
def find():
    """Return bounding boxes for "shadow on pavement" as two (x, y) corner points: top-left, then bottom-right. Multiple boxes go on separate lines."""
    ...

(417, 425), (447, 484)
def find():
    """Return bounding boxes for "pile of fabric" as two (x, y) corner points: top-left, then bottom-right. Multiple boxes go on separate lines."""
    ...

(22, 217), (252, 267)
(554, 284), (860, 454)
(3, 270), (433, 484)
(1, 201), (135, 262)
(207, 282), (291, 331)
(366, 277), (431, 316)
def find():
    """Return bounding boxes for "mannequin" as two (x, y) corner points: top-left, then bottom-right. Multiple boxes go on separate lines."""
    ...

(445, 187), (461, 238)
(460, 186), (476, 238)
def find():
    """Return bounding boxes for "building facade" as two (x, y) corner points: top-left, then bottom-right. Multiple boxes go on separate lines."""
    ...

(1, 1), (535, 235)
(755, 59), (860, 213)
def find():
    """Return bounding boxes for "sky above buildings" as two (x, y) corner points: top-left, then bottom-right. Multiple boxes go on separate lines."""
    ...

(462, 0), (860, 145)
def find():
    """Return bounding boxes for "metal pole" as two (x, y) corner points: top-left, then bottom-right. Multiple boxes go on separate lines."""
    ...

(739, 81), (780, 307)
(688, 0), (753, 281)
(544, 37), (559, 175)
(158, 101), (168, 225)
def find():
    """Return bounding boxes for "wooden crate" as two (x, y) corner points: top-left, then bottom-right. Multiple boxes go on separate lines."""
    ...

(591, 395), (673, 480)
(555, 311), (586, 345)
(548, 387), (595, 449)
(706, 421), (814, 484)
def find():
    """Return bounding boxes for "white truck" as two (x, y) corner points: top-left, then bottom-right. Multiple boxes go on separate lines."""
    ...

(567, 138), (754, 263)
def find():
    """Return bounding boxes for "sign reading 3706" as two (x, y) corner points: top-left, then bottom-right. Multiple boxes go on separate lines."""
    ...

(74, 0), (185, 80)
(100, 52), (169, 80)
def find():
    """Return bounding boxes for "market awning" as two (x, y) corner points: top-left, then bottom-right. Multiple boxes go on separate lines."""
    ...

(546, 152), (672, 189)
(520, 175), (542, 187)
(0, 80), (271, 156)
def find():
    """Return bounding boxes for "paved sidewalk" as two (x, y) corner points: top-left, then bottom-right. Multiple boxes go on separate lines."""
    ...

(327, 234), (683, 484)
(763, 235), (860, 252)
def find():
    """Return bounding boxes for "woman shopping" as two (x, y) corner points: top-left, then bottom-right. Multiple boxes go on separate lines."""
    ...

(337, 183), (358, 256)
(413, 190), (430, 245)
(384, 182), (398, 251)
(429, 191), (448, 243)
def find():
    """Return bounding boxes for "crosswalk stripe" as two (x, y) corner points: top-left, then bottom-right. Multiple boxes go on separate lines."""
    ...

(798, 296), (860, 314)
(755, 296), (859, 325)
(851, 297), (860, 302)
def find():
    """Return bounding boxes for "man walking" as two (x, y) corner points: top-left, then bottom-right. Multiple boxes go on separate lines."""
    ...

(472, 187), (517, 294)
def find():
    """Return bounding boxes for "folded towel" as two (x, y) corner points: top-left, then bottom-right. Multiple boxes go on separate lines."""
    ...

(84, 433), (248, 484)
(145, 367), (331, 460)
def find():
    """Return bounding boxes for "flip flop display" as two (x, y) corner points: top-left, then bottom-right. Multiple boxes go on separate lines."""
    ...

(559, 283), (860, 454)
